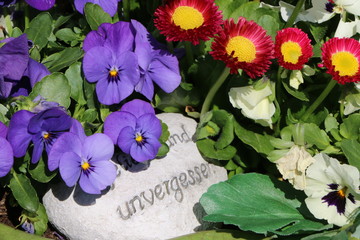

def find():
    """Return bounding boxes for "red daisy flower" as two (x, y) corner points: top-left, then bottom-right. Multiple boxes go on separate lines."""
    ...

(210, 17), (274, 78)
(275, 28), (313, 70)
(153, 0), (223, 45)
(321, 37), (360, 84)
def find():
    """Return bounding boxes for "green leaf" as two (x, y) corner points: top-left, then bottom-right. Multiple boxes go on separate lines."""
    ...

(229, 2), (258, 21)
(29, 73), (71, 108)
(53, 14), (74, 29)
(215, 0), (248, 19)
(28, 155), (57, 183)
(170, 229), (265, 240)
(196, 121), (220, 140)
(341, 139), (360, 171)
(33, 204), (48, 235)
(196, 138), (236, 160)
(256, 15), (279, 39)
(212, 110), (234, 150)
(0, 223), (49, 240)
(200, 173), (330, 235)
(43, 47), (83, 72)
(24, 12), (52, 50)
(304, 123), (330, 150)
(65, 62), (87, 105)
(233, 120), (274, 155)
(340, 114), (360, 140)
(9, 172), (39, 213)
(55, 28), (79, 43)
(282, 81), (309, 101)
(84, 3), (112, 30)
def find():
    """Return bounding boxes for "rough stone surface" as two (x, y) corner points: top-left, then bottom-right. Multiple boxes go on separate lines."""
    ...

(43, 113), (228, 240)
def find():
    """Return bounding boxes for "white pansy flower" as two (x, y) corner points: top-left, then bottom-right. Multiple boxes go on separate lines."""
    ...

(275, 145), (315, 190)
(229, 81), (275, 128)
(304, 153), (360, 226)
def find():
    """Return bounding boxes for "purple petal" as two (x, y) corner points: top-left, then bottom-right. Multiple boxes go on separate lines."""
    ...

(95, 77), (131, 105)
(0, 137), (13, 177)
(79, 160), (116, 194)
(75, 0), (119, 16)
(83, 23), (112, 52)
(28, 108), (71, 134)
(24, 58), (50, 87)
(137, 113), (162, 138)
(104, 22), (134, 56)
(120, 99), (155, 117)
(130, 137), (161, 162)
(117, 126), (135, 154)
(82, 133), (114, 162)
(104, 111), (136, 144)
(7, 110), (34, 158)
(0, 76), (15, 98)
(0, 121), (8, 139)
(148, 57), (181, 93)
(48, 132), (82, 171)
(135, 74), (155, 100)
(135, 42), (152, 70)
(69, 119), (86, 143)
(0, 34), (29, 80)
(83, 46), (112, 83)
(25, 0), (55, 10)
(59, 151), (82, 187)
(31, 132), (44, 164)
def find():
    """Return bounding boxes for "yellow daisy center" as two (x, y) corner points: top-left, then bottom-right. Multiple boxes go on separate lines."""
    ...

(226, 36), (256, 63)
(172, 6), (204, 30)
(109, 69), (118, 77)
(281, 41), (302, 64)
(81, 162), (91, 171)
(331, 51), (359, 76)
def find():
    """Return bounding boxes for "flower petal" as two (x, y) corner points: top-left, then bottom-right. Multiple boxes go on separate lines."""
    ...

(48, 132), (82, 171)
(120, 99), (155, 117)
(117, 126), (135, 154)
(0, 137), (13, 177)
(135, 74), (155, 100)
(0, 121), (7, 139)
(83, 46), (113, 83)
(24, 58), (50, 87)
(104, 111), (136, 144)
(130, 136), (161, 162)
(7, 110), (34, 158)
(25, 0), (55, 10)
(82, 133), (114, 162)
(59, 151), (82, 187)
(83, 23), (112, 52)
(137, 113), (162, 138)
(31, 132), (44, 164)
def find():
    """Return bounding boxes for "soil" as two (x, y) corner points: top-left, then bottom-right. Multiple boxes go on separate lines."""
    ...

(0, 189), (66, 240)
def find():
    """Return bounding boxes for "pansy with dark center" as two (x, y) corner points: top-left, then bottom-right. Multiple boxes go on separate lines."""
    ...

(325, 0), (335, 12)
(322, 183), (356, 215)
(7, 107), (72, 164)
(104, 99), (162, 162)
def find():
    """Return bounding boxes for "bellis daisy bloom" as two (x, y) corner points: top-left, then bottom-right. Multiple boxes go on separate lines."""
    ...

(275, 28), (313, 70)
(0, 122), (13, 178)
(153, 0), (223, 45)
(304, 153), (360, 226)
(210, 17), (275, 78)
(104, 99), (162, 162)
(321, 37), (360, 84)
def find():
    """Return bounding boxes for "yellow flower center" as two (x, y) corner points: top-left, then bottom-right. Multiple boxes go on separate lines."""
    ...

(337, 186), (347, 198)
(135, 134), (143, 143)
(172, 6), (204, 30)
(281, 41), (302, 64)
(43, 132), (50, 139)
(81, 162), (91, 171)
(226, 36), (256, 63)
(109, 69), (118, 77)
(331, 51), (359, 76)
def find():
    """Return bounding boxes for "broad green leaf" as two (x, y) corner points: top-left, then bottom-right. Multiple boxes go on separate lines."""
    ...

(212, 110), (234, 150)
(282, 81), (309, 101)
(340, 114), (360, 140)
(29, 73), (71, 108)
(55, 28), (79, 43)
(341, 139), (360, 171)
(215, 0), (248, 19)
(0, 223), (49, 240)
(80, 108), (98, 123)
(304, 123), (330, 150)
(34, 204), (48, 235)
(9, 172), (39, 213)
(53, 14), (74, 29)
(200, 173), (329, 235)
(325, 115), (339, 132)
(229, 2), (258, 21)
(196, 121), (220, 140)
(170, 230), (265, 240)
(24, 12), (52, 50)
(196, 138), (236, 160)
(233, 120), (274, 155)
(65, 62), (86, 105)
(309, 22), (328, 43)
(257, 15), (279, 39)
(28, 155), (57, 183)
(84, 3), (112, 30)
(42, 47), (83, 72)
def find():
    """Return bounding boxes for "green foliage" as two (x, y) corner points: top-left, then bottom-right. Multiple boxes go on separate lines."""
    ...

(171, 230), (266, 240)
(0, 223), (49, 240)
(25, 13), (53, 50)
(42, 47), (84, 72)
(84, 3), (112, 30)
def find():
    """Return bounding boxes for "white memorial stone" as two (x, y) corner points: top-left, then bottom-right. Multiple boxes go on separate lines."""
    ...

(43, 113), (228, 240)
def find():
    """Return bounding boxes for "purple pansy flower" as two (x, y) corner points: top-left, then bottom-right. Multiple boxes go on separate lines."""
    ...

(7, 107), (72, 164)
(49, 131), (116, 194)
(0, 34), (50, 98)
(0, 122), (13, 177)
(74, 0), (121, 17)
(25, 0), (55, 10)
(82, 21), (139, 105)
(104, 99), (162, 162)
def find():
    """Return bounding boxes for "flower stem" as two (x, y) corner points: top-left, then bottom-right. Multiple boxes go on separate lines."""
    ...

(283, 0), (305, 28)
(200, 67), (230, 119)
(122, 0), (130, 21)
(301, 79), (337, 121)
(185, 41), (194, 67)
(24, 6), (30, 29)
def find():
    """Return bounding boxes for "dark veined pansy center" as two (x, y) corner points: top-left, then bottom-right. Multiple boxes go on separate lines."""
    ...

(322, 183), (356, 215)
(135, 132), (144, 144)
(108, 66), (120, 82)
(81, 161), (91, 171)
(42, 131), (50, 139)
